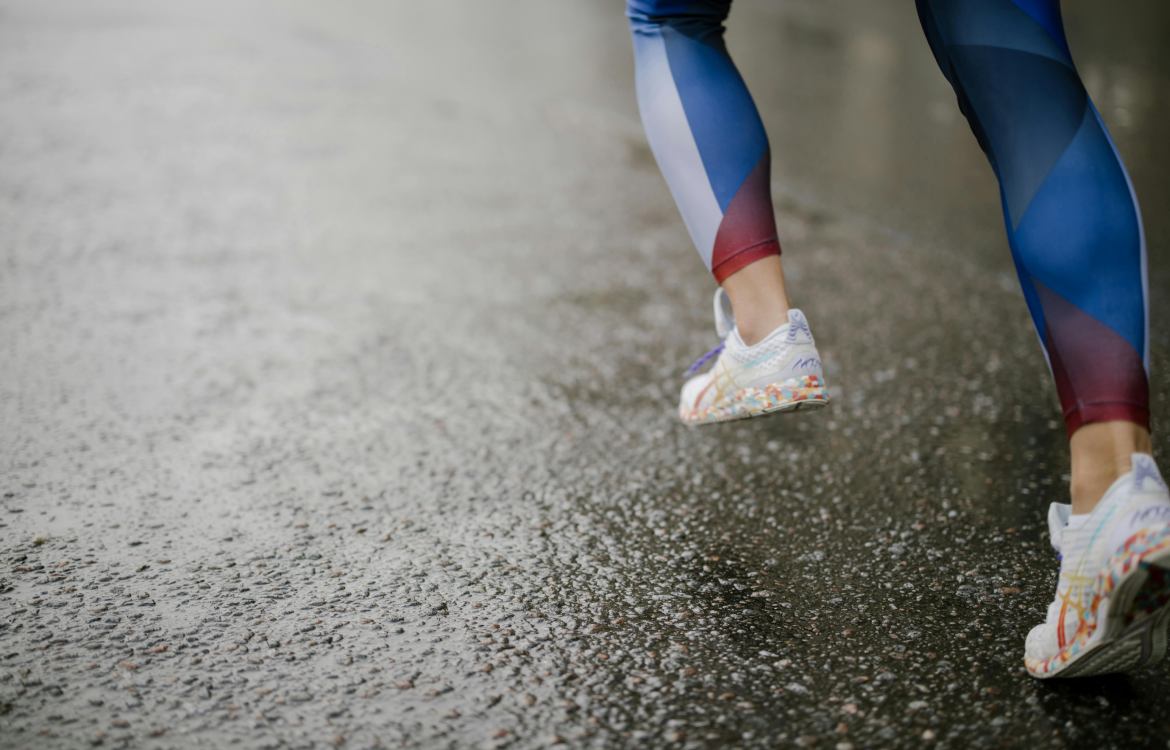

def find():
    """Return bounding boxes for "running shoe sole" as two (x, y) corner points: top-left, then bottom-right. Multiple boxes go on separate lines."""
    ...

(681, 374), (829, 426)
(1027, 527), (1170, 679)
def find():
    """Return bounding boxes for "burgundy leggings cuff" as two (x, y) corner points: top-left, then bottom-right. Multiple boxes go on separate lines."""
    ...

(712, 238), (781, 284)
(1064, 401), (1151, 437)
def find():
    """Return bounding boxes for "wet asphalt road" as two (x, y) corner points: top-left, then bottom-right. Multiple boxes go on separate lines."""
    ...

(3, 0), (1170, 748)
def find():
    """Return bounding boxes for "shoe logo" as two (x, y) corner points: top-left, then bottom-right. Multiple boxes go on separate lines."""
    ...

(793, 357), (821, 371)
(1129, 506), (1170, 527)
(694, 363), (735, 409)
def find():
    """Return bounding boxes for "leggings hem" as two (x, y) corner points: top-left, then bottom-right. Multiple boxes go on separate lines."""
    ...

(1065, 401), (1151, 437)
(712, 238), (781, 284)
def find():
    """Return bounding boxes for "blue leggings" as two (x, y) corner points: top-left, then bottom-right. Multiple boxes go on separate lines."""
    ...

(628, 0), (1150, 435)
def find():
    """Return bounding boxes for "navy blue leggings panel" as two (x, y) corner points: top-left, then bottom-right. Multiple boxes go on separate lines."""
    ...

(917, 0), (1150, 434)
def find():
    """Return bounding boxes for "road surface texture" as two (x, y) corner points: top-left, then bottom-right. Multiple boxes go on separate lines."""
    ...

(3, 1), (1170, 748)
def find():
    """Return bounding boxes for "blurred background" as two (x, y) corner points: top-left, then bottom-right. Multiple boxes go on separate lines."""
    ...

(2, 1), (1169, 747)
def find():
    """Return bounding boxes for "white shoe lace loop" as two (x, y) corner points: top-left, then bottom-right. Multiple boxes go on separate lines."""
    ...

(713, 287), (734, 340)
(1047, 502), (1071, 555)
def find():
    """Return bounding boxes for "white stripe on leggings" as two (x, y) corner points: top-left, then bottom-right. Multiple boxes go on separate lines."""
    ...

(633, 31), (722, 269)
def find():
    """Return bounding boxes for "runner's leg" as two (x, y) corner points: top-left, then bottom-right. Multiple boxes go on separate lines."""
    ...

(627, 0), (790, 344)
(916, 0), (1152, 511)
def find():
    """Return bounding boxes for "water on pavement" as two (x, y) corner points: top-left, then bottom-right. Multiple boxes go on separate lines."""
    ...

(2, 0), (1169, 747)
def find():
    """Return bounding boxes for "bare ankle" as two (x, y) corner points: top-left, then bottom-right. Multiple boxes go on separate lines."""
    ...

(736, 311), (788, 346)
(720, 256), (790, 346)
(1068, 421), (1152, 514)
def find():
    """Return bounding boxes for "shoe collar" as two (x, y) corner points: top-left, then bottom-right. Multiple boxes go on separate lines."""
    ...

(1089, 452), (1164, 512)
(1045, 453), (1165, 554)
(1130, 452), (1167, 492)
(712, 287), (811, 346)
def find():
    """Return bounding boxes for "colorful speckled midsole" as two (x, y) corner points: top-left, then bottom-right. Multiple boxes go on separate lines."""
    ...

(681, 374), (829, 425)
(1026, 526), (1170, 678)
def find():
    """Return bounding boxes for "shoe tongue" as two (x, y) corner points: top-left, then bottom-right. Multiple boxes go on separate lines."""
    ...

(1046, 502), (1071, 553)
(713, 287), (735, 339)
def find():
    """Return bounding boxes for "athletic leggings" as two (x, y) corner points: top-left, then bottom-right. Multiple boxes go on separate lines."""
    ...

(627, 0), (1151, 435)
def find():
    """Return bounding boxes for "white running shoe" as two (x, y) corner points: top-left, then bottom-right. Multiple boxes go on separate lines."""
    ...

(678, 288), (829, 425)
(1025, 453), (1170, 678)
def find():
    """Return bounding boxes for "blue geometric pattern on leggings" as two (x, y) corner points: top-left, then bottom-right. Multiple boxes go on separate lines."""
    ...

(917, 0), (1149, 433)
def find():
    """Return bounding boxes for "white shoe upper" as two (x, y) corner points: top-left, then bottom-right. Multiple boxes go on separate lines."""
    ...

(1025, 453), (1170, 666)
(679, 289), (824, 416)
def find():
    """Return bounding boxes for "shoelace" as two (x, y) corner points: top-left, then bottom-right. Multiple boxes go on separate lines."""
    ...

(685, 288), (735, 375)
(685, 341), (724, 375)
